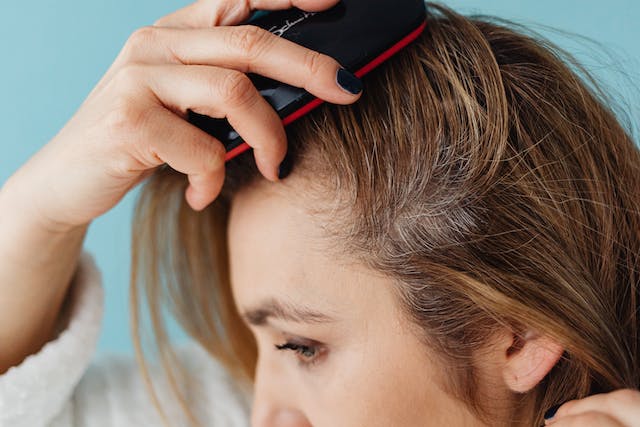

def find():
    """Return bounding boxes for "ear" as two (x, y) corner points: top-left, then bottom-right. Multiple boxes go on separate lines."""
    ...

(499, 329), (564, 393)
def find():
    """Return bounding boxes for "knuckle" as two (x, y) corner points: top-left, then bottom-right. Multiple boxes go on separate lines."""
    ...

(557, 400), (576, 416)
(227, 25), (272, 61)
(104, 94), (151, 137)
(104, 153), (147, 180)
(113, 64), (145, 90)
(190, 142), (224, 176)
(610, 388), (640, 406)
(202, 142), (226, 172)
(122, 26), (158, 61)
(102, 109), (162, 176)
(303, 49), (329, 77)
(217, 71), (257, 109)
(104, 101), (135, 134)
(128, 26), (158, 49)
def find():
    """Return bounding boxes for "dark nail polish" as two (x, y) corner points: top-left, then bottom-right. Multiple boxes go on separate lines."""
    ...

(336, 68), (363, 94)
(278, 151), (293, 180)
(543, 404), (561, 421)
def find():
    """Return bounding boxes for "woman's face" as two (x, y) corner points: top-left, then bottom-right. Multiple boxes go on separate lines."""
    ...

(227, 177), (498, 427)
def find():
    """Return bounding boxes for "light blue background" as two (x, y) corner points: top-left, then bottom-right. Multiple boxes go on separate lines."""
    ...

(1, 1), (639, 356)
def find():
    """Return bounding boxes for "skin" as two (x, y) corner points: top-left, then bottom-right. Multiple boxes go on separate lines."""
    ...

(182, 2), (638, 426)
(3, 0), (635, 423)
(227, 176), (640, 427)
(547, 390), (640, 426)
(228, 177), (510, 426)
(0, 0), (360, 373)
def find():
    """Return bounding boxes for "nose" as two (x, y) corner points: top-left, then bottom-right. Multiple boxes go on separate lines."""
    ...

(250, 353), (312, 427)
(251, 406), (312, 427)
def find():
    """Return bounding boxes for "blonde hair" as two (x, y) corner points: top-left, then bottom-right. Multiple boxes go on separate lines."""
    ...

(129, 3), (640, 426)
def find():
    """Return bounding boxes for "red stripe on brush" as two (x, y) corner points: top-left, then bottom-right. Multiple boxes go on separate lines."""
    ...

(225, 19), (427, 162)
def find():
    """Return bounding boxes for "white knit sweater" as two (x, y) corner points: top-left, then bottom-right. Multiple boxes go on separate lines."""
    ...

(0, 251), (253, 427)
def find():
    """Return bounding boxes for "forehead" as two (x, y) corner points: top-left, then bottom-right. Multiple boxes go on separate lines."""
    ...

(227, 179), (326, 288)
(226, 178), (397, 320)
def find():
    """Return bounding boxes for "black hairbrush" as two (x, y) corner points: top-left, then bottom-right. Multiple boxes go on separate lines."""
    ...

(187, 0), (427, 162)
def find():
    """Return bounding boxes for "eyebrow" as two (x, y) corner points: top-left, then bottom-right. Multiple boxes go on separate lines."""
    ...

(241, 298), (336, 326)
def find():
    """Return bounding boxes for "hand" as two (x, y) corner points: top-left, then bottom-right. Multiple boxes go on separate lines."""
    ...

(3, 0), (361, 233)
(545, 389), (640, 426)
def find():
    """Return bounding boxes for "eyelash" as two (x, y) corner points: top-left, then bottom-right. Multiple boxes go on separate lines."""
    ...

(274, 341), (323, 367)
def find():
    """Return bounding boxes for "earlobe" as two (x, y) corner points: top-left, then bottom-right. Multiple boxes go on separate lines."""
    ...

(502, 331), (564, 393)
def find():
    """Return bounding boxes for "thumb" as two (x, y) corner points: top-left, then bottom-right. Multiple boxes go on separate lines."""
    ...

(154, 0), (340, 28)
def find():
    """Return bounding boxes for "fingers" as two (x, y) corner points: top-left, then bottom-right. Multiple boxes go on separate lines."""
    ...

(142, 63), (286, 181)
(154, 1), (230, 28)
(127, 105), (227, 211)
(112, 0), (362, 196)
(546, 412), (626, 427)
(546, 390), (640, 427)
(154, 0), (340, 28)
(119, 25), (362, 105)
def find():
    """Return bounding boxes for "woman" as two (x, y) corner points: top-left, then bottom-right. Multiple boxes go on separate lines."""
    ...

(0, 0), (638, 426)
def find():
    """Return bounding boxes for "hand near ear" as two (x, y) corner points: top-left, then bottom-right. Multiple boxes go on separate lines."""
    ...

(493, 330), (640, 426)
(544, 389), (640, 427)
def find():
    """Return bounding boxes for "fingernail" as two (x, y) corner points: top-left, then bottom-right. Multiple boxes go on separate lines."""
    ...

(543, 404), (561, 422)
(277, 151), (293, 180)
(336, 68), (363, 94)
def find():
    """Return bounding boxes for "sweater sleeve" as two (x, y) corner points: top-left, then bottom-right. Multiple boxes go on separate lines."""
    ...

(0, 250), (253, 427)
(0, 250), (104, 427)
(61, 337), (253, 427)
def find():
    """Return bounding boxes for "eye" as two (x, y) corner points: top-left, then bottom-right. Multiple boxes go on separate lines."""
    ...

(274, 340), (324, 367)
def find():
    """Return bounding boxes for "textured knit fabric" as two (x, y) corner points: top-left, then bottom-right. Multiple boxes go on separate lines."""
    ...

(0, 250), (253, 427)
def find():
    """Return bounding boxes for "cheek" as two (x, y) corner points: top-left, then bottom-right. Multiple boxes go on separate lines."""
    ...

(251, 324), (478, 427)
(298, 331), (455, 427)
